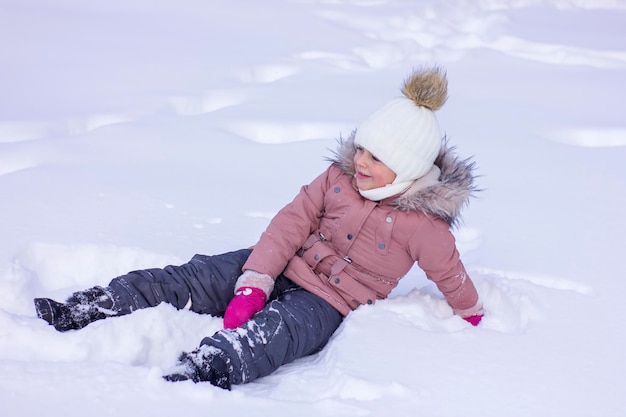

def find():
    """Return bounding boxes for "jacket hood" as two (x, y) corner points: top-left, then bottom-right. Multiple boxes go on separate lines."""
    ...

(328, 130), (478, 228)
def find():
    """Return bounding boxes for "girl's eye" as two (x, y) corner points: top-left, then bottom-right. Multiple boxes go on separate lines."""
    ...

(355, 145), (364, 152)
(371, 154), (380, 162)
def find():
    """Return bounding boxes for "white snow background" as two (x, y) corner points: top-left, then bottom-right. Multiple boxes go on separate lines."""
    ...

(1, 1), (625, 416)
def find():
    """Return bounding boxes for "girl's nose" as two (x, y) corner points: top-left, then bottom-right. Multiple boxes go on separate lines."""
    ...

(355, 153), (367, 168)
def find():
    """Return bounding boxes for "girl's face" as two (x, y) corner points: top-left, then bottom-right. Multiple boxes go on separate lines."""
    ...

(353, 145), (397, 190)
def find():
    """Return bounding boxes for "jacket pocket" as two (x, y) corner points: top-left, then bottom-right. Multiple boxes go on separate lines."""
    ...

(300, 234), (337, 269)
(326, 258), (378, 308)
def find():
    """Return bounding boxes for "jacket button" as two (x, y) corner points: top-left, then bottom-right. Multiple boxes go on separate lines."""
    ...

(347, 234), (353, 240)
(314, 254), (320, 260)
(378, 243), (385, 249)
(386, 217), (392, 223)
(334, 278), (340, 284)
(367, 299), (373, 305)
(334, 187), (341, 193)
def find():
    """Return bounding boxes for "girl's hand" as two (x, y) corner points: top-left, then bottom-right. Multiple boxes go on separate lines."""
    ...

(463, 314), (483, 326)
(223, 287), (267, 328)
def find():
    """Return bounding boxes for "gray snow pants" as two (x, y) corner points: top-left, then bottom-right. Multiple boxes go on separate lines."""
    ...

(106, 249), (343, 385)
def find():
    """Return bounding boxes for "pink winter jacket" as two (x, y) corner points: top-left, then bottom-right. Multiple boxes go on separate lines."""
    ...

(243, 134), (481, 317)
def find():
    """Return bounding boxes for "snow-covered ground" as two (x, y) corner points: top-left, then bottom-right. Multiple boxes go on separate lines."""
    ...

(1, 1), (625, 416)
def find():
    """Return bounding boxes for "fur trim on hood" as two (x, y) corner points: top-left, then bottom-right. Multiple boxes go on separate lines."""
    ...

(328, 131), (478, 228)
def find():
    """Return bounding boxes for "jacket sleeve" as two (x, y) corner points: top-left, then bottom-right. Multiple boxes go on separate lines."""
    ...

(408, 217), (481, 315)
(242, 166), (337, 278)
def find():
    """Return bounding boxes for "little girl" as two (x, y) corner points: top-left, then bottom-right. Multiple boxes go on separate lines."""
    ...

(34, 66), (484, 390)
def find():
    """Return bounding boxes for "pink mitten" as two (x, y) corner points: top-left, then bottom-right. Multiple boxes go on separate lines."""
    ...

(223, 287), (266, 329)
(463, 314), (484, 326)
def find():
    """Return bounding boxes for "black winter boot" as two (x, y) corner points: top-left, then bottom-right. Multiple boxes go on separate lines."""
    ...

(163, 345), (233, 390)
(34, 286), (117, 332)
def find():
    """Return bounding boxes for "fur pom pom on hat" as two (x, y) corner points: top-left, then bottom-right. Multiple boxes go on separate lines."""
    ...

(355, 66), (448, 184)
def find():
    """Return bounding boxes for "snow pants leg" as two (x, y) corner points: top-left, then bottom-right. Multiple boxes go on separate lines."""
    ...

(105, 248), (344, 385)
(107, 249), (252, 316)
(199, 286), (344, 385)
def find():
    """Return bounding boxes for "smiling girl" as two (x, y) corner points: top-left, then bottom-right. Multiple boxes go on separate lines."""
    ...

(34, 66), (484, 389)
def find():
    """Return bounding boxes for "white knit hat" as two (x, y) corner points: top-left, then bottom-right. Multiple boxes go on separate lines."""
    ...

(355, 66), (448, 183)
